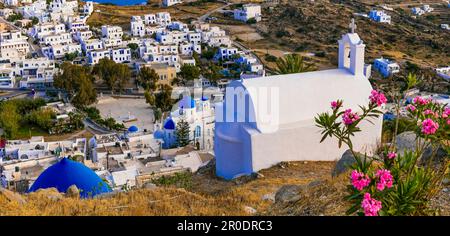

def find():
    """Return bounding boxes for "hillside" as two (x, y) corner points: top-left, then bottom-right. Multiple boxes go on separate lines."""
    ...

(237, 0), (450, 70)
(1, 161), (449, 216)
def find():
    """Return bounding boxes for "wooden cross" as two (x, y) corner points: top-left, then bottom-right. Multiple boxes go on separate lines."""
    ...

(349, 18), (357, 33)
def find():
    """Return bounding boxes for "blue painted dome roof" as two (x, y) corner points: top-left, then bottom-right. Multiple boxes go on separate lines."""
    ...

(163, 117), (176, 130)
(153, 129), (164, 139)
(201, 96), (209, 101)
(179, 96), (196, 109)
(128, 125), (139, 132)
(28, 158), (111, 198)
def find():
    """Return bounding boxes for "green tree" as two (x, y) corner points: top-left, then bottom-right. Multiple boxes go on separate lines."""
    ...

(0, 102), (20, 138)
(178, 64), (200, 84)
(137, 67), (159, 91)
(275, 54), (315, 74)
(155, 84), (174, 112)
(175, 118), (190, 147)
(93, 58), (130, 92)
(27, 108), (55, 131)
(54, 63), (97, 108)
(144, 90), (156, 107)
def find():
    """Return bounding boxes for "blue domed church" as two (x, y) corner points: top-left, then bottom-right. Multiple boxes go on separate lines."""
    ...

(28, 158), (111, 198)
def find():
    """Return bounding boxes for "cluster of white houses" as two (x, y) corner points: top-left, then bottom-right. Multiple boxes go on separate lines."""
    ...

(368, 9), (391, 24)
(411, 4), (434, 16)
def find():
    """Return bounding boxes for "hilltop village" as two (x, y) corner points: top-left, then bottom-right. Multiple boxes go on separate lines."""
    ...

(0, 0), (448, 216)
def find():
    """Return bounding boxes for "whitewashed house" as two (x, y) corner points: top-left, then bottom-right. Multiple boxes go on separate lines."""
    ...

(373, 57), (400, 77)
(17, 0), (49, 23)
(14, 58), (58, 88)
(162, 0), (182, 7)
(368, 10), (391, 24)
(156, 12), (172, 26)
(436, 66), (450, 81)
(179, 42), (201, 56)
(411, 7), (425, 16)
(87, 49), (110, 65)
(83, 1), (94, 16)
(214, 22), (379, 180)
(234, 4), (262, 22)
(215, 47), (238, 60)
(101, 25), (123, 40)
(0, 64), (16, 88)
(81, 39), (104, 53)
(0, 31), (30, 60)
(73, 30), (93, 42)
(131, 16), (146, 37)
(40, 32), (72, 46)
(110, 47), (131, 63)
(30, 23), (65, 40)
(41, 43), (81, 59)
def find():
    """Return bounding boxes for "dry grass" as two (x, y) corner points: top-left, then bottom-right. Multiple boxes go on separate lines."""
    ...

(0, 161), (337, 216)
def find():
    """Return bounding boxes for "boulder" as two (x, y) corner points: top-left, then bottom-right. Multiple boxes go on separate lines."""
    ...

(66, 185), (80, 198)
(308, 180), (325, 188)
(0, 188), (26, 204)
(35, 188), (63, 201)
(93, 191), (119, 199)
(261, 193), (275, 202)
(275, 185), (305, 203)
(420, 145), (448, 168)
(332, 150), (357, 177)
(143, 182), (157, 190)
(244, 206), (257, 215)
(395, 131), (426, 154)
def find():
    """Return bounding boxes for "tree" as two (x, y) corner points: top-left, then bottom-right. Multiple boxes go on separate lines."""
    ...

(31, 17), (39, 25)
(93, 58), (130, 92)
(275, 54), (315, 74)
(0, 102), (20, 138)
(178, 64), (200, 84)
(54, 62), (97, 108)
(138, 67), (159, 91)
(175, 118), (190, 147)
(155, 84), (174, 112)
(27, 108), (55, 131)
(144, 90), (156, 107)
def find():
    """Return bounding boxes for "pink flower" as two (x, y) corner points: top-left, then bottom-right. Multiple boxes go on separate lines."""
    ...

(387, 152), (397, 160)
(413, 96), (430, 105)
(331, 101), (339, 110)
(447, 119), (450, 125)
(375, 169), (393, 191)
(361, 193), (382, 216)
(423, 109), (434, 116)
(342, 109), (360, 126)
(442, 108), (450, 118)
(351, 170), (371, 191)
(369, 90), (387, 107)
(421, 118), (439, 135)
(406, 104), (416, 112)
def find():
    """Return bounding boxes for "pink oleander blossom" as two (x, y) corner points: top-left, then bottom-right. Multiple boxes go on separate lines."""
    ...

(361, 193), (382, 216)
(331, 101), (339, 110)
(342, 109), (360, 126)
(423, 109), (434, 116)
(443, 108), (450, 118)
(421, 118), (439, 135)
(375, 169), (393, 191)
(447, 119), (450, 125)
(413, 96), (430, 105)
(351, 170), (371, 191)
(387, 152), (397, 160)
(369, 90), (387, 107)
(406, 104), (416, 112)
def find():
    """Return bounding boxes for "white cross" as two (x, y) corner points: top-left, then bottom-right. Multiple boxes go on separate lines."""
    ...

(349, 18), (357, 33)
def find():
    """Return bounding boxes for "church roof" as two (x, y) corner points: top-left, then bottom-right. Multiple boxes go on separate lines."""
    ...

(179, 96), (196, 109)
(223, 69), (373, 133)
(28, 158), (111, 198)
(128, 125), (139, 132)
(163, 117), (176, 130)
(153, 129), (164, 139)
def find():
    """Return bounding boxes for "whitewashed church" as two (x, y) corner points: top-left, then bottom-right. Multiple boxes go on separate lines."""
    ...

(214, 20), (383, 180)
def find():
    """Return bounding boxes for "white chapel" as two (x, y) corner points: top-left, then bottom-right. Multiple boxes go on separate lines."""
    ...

(214, 20), (383, 180)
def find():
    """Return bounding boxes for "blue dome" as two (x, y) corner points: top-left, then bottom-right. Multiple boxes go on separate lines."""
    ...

(153, 129), (164, 139)
(128, 125), (139, 132)
(201, 96), (209, 101)
(28, 158), (111, 198)
(179, 96), (196, 109)
(163, 117), (176, 130)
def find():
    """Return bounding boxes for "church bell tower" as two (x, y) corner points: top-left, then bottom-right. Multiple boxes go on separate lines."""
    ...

(338, 19), (366, 77)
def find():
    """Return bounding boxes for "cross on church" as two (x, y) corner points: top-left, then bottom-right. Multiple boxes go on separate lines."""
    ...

(349, 18), (357, 33)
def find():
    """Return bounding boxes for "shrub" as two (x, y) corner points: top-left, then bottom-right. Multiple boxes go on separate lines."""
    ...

(316, 88), (449, 216)
(264, 54), (277, 62)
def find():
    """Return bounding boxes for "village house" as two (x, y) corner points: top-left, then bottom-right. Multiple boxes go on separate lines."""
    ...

(110, 47), (131, 63)
(0, 63), (15, 88)
(83, 1), (94, 16)
(373, 57), (400, 77)
(162, 0), (182, 7)
(81, 39), (104, 53)
(17, 0), (49, 23)
(0, 30), (30, 60)
(13, 58), (58, 88)
(30, 22), (66, 40)
(215, 47), (238, 61)
(214, 20), (380, 179)
(436, 66), (450, 81)
(137, 62), (177, 86)
(234, 4), (262, 22)
(368, 9), (391, 24)
(87, 49), (110, 64)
